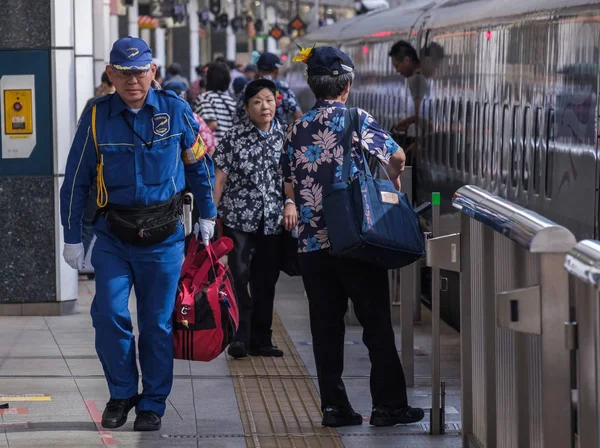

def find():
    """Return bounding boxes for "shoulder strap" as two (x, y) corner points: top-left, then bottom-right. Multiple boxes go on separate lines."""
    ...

(341, 107), (359, 181)
(341, 108), (376, 181)
(92, 105), (108, 208)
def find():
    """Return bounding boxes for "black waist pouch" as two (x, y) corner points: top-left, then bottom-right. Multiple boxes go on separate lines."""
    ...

(102, 193), (183, 246)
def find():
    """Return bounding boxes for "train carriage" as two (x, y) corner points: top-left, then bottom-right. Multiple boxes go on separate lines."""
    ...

(284, 0), (600, 329)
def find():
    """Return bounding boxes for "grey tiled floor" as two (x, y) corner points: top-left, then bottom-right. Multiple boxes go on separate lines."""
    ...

(0, 275), (461, 447)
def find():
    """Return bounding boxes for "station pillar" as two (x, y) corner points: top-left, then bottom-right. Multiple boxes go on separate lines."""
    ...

(0, 0), (94, 315)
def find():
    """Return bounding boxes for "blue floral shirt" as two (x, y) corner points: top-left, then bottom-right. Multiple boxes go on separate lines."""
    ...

(281, 100), (400, 253)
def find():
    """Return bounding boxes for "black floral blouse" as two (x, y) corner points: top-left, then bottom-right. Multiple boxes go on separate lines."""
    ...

(213, 118), (285, 235)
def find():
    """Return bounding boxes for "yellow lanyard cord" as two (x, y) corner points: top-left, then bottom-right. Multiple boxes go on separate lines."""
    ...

(91, 105), (108, 208)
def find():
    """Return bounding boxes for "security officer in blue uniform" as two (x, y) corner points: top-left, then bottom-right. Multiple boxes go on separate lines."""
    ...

(60, 37), (217, 432)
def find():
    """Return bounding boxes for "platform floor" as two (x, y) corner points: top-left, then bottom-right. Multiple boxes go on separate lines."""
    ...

(0, 275), (462, 447)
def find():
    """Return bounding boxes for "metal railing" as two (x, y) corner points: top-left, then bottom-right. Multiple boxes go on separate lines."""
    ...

(564, 239), (600, 448)
(425, 185), (576, 446)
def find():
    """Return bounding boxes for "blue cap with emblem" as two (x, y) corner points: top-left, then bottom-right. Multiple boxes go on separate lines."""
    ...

(306, 46), (354, 77)
(110, 36), (153, 71)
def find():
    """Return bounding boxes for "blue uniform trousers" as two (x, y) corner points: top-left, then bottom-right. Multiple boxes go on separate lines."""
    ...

(90, 217), (184, 416)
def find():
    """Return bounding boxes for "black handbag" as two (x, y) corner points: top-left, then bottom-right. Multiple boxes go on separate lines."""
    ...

(279, 230), (301, 277)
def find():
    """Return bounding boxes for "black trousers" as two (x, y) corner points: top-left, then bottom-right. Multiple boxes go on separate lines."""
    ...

(299, 250), (408, 410)
(223, 224), (281, 349)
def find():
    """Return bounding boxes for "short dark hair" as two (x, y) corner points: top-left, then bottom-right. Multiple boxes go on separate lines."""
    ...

(167, 62), (184, 76)
(389, 40), (419, 64)
(423, 42), (445, 61)
(307, 73), (354, 100)
(101, 71), (112, 87)
(206, 62), (231, 92)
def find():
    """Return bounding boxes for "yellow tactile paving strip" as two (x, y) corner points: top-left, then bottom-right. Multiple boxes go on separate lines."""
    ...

(228, 314), (344, 448)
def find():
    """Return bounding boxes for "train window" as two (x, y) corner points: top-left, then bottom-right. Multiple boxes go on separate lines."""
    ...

(440, 99), (448, 166)
(426, 99), (434, 164)
(464, 101), (472, 175)
(473, 102), (480, 177)
(457, 100), (464, 172)
(511, 105), (519, 188)
(521, 107), (531, 190)
(449, 100), (457, 169)
(481, 103), (489, 179)
(490, 104), (499, 180)
(545, 109), (555, 198)
(501, 105), (510, 185)
(533, 108), (542, 194)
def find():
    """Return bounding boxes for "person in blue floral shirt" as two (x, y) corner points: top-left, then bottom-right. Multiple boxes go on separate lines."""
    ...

(280, 46), (424, 428)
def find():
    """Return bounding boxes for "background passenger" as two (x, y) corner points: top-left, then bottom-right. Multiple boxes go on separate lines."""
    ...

(235, 52), (303, 126)
(244, 64), (258, 80)
(195, 62), (237, 144)
(282, 46), (424, 428)
(212, 79), (297, 360)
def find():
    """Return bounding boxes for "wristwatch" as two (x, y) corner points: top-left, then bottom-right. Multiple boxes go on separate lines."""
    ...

(285, 198), (295, 206)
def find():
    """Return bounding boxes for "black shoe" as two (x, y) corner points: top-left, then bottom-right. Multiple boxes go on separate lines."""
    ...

(249, 345), (283, 357)
(101, 395), (139, 429)
(321, 405), (363, 427)
(227, 341), (248, 359)
(369, 405), (425, 426)
(133, 410), (162, 432)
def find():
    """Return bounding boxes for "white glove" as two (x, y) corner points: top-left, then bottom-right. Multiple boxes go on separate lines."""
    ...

(63, 243), (85, 270)
(194, 219), (215, 246)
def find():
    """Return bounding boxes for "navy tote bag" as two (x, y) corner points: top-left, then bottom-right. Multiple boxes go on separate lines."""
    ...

(322, 108), (424, 269)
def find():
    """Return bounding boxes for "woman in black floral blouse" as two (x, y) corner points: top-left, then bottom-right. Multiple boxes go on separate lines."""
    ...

(213, 79), (298, 359)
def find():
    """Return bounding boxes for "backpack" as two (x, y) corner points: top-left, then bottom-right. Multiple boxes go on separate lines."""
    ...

(173, 236), (239, 362)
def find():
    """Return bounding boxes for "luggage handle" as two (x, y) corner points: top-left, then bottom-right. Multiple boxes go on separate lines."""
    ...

(189, 237), (234, 288)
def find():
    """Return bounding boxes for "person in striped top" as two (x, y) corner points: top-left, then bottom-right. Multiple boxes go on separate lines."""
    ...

(194, 62), (237, 144)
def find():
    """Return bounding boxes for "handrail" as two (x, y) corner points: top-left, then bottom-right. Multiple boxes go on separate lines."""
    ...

(564, 239), (600, 288)
(452, 185), (576, 253)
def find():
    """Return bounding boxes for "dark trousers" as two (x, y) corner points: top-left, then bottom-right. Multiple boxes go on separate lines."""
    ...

(299, 250), (408, 410)
(223, 225), (281, 349)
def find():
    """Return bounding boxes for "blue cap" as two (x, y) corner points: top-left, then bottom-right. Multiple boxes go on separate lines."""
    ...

(307, 47), (354, 77)
(257, 53), (282, 72)
(233, 76), (250, 94)
(110, 36), (153, 71)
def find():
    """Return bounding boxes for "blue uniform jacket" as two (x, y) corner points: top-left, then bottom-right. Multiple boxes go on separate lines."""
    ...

(60, 88), (217, 244)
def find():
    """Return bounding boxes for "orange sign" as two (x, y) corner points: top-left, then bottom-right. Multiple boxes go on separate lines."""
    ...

(269, 25), (284, 41)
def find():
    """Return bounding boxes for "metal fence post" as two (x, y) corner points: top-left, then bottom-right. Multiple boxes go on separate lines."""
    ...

(459, 211), (473, 447)
(564, 240), (600, 448)
(539, 253), (572, 448)
(425, 193), (461, 435)
(430, 192), (442, 435)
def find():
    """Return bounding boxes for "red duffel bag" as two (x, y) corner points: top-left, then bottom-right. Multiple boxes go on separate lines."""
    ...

(173, 236), (239, 362)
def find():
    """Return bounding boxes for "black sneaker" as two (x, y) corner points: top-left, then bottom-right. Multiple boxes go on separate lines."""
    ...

(133, 410), (162, 431)
(369, 405), (425, 426)
(227, 341), (248, 359)
(321, 405), (363, 427)
(249, 345), (284, 357)
(101, 395), (139, 429)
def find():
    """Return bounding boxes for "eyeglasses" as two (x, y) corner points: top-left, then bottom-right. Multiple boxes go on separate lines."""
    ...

(111, 69), (151, 80)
